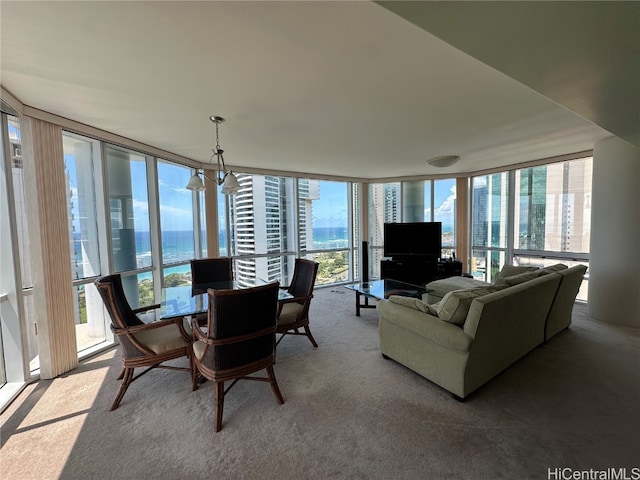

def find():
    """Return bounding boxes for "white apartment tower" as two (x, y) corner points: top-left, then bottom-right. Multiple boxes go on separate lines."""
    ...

(230, 175), (318, 285)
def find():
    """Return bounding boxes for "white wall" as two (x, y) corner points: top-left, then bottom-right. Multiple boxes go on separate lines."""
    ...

(588, 136), (640, 327)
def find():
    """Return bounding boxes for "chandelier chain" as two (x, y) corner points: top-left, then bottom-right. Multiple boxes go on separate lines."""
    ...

(215, 121), (221, 152)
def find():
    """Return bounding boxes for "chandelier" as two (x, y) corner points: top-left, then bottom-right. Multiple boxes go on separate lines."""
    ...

(186, 116), (240, 195)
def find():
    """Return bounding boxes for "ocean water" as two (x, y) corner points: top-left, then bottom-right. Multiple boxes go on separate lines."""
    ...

(74, 224), (451, 274)
(73, 227), (351, 273)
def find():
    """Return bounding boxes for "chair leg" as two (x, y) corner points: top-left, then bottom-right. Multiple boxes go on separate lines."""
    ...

(267, 365), (284, 405)
(110, 367), (134, 411)
(304, 326), (319, 348)
(116, 367), (125, 380)
(214, 381), (225, 432)
(190, 355), (199, 392)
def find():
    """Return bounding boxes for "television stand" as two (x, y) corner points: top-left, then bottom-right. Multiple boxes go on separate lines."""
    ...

(380, 256), (437, 286)
(380, 257), (462, 286)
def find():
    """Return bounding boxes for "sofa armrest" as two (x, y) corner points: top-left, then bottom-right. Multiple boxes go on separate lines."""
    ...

(463, 274), (560, 341)
(544, 264), (587, 340)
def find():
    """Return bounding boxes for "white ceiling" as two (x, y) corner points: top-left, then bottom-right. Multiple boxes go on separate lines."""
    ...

(1, 1), (636, 180)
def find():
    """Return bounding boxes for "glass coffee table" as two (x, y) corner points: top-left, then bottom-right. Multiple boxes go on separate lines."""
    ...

(345, 279), (429, 316)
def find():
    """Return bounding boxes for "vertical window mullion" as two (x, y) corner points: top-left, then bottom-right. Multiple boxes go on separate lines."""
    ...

(506, 170), (515, 263)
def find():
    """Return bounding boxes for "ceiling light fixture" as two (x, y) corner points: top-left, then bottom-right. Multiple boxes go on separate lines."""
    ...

(186, 116), (240, 195)
(427, 155), (461, 168)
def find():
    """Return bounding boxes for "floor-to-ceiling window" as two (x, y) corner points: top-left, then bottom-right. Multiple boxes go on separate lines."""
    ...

(2, 113), (37, 373)
(433, 179), (457, 258)
(368, 182), (400, 278)
(1, 113), (17, 389)
(513, 157), (592, 300)
(351, 182), (362, 281)
(63, 132), (110, 354)
(218, 187), (228, 256)
(368, 179), (457, 279)
(226, 173), (298, 286)
(105, 145), (153, 309)
(158, 161), (196, 265)
(471, 156), (592, 300)
(298, 179), (352, 285)
(1, 109), (33, 403)
(219, 174), (357, 287)
(156, 160), (202, 314)
(471, 172), (510, 282)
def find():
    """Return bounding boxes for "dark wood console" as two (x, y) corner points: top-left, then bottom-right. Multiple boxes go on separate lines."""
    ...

(435, 260), (463, 280)
(381, 257), (462, 286)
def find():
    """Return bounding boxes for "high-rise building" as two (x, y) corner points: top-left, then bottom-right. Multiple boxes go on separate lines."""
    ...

(368, 183), (399, 277)
(515, 159), (592, 254)
(230, 174), (319, 285)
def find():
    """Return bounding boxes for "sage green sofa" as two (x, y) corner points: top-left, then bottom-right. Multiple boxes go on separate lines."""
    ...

(377, 264), (587, 399)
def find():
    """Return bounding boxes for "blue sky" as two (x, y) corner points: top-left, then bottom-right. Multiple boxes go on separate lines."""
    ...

(313, 181), (348, 228)
(67, 154), (455, 232)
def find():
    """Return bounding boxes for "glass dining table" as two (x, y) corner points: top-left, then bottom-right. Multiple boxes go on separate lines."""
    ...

(159, 279), (292, 319)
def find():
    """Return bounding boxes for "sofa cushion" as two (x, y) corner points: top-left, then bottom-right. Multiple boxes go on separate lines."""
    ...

(536, 263), (568, 276)
(502, 270), (541, 286)
(425, 276), (491, 304)
(437, 286), (502, 325)
(494, 265), (539, 285)
(499, 263), (567, 286)
(388, 295), (438, 316)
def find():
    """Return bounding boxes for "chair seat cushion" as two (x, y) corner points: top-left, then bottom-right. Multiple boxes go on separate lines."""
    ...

(193, 339), (206, 360)
(278, 302), (303, 325)
(133, 324), (188, 354)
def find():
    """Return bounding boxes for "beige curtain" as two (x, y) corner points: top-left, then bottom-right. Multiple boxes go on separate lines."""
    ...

(21, 116), (78, 378)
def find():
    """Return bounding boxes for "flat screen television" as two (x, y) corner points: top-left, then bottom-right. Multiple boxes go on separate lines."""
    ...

(383, 222), (442, 258)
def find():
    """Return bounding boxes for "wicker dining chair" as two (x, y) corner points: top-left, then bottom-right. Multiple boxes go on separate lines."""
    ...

(190, 257), (233, 295)
(276, 258), (319, 349)
(190, 282), (284, 432)
(95, 274), (197, 411)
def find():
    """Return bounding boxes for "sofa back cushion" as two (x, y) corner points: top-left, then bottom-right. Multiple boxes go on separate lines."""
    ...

(437, 286), (503, 325)
(502, 263), (568, 286)
(494, 265), (539, 285)
(536, 263), (568, 276)
(502, 270), (541, 286)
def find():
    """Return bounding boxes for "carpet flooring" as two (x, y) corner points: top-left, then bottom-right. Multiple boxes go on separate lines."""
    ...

(1, 286), (639, 480)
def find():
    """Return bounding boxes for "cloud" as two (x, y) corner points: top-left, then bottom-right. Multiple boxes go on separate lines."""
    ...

(435, 185), (457, 218)
(425, 184), (457, 218)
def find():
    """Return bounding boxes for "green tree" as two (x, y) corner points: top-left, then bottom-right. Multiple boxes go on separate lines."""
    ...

(164, 272), (190, 287)
(138, 279), (154, 306)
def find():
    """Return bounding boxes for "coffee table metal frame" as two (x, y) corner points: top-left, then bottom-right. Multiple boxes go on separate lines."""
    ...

(344, 278), (428, 316)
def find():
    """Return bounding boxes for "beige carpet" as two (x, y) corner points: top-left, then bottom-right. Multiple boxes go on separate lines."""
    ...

(2, 287), (639, 480)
